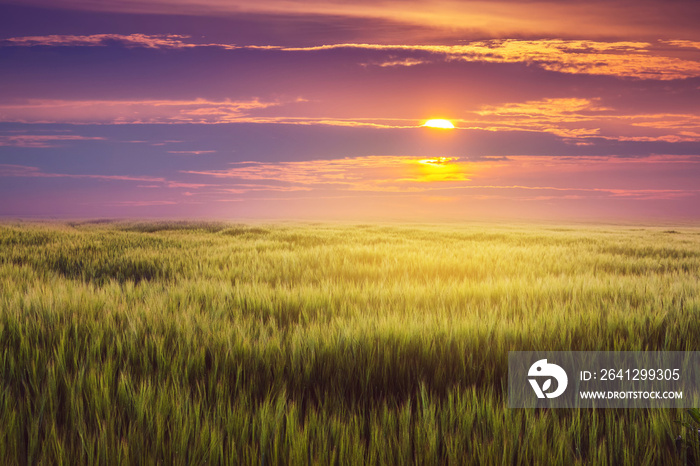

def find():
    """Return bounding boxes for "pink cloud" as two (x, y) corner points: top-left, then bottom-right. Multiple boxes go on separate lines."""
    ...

(166, 181), (216, 188)
(219, 185), (313, 194)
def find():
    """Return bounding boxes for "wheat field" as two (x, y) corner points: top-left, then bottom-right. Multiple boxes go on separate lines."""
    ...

(0, 221), (699, 464)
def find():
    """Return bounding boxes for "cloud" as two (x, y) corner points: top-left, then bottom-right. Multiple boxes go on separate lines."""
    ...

(662, 40), (700, 50)
(5, 153), (696, 218)
(0, 164), (164, 182)
(165, 181), (215, 188)
(0, 134), (105, 147)
(179, 154), (700, 205)
(0, 97), (419, 126)
(107, 200), (178, 206)
(372, 58), (427, 67)
(278, 40), (700, 80)
(212, 117), (416, 128)
(0, 98), (285, 124)
(8, 0), (700, 41)
(469, 98), (606, 138)
(2, 96), (696, 145)
(1, 34), (210, 49)
(220, 185), (313, 194)
(4, 34), (699, 80)
(452, 185), (697, 201)
(462, 98), (700, 142)
(166, 150), (217, 155)
(475, 98), (610, 118)
(183, 155), (474, 193)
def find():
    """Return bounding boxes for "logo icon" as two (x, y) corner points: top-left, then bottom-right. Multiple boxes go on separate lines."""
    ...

(528, 359), (568, 398)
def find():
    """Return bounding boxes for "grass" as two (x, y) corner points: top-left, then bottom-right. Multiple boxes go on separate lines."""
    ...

(0, 221), (699, 464)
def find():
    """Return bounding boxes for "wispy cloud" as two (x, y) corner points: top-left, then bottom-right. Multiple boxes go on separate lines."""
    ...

(181, 154), (700, 203)
(0, 164), (164, 182)
(461, 98), (700, 142)
(2, 96), (696, 144)
(1, 33), (236, 49)
(184, 156), (474, 193)
(450, 185), (697, 201)
(213, 117), (416, 128)
(10, 0), (700, 41)
(0, 98), (286, 124)
(0, 134), (105, 147)
(276, 40), (700, 80)
(0, 98), (419, 126)
(662, 40), (700, 50)
(165, 181), (215, 188)
(220, 185), (313, 194)
(468, 98), (607, 138)
(475, 98), (610, 118)
(166, 150), (217, 155)
(107, 200), (178, 206)
(370, 58), (427, 68)
(4, 35), (699, 80)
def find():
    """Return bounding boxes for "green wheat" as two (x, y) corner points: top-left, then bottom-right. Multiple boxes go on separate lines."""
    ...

(0, 221), (698, 464)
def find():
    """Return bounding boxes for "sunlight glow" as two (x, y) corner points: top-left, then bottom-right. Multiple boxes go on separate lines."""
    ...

(414, 157), (468, 182)
(418, 157), (454, 165)
(422, 119), (455, 129)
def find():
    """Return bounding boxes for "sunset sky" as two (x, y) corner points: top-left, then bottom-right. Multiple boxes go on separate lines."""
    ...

(1, 0), (699, 221)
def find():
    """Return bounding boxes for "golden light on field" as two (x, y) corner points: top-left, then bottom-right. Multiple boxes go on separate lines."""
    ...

(422, 119), (455, 129)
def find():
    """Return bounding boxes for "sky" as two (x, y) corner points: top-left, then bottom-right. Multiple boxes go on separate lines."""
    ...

(1, 0), (699, 221)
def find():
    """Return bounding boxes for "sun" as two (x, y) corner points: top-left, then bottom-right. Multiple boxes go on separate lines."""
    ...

(422, 119), (455, 129)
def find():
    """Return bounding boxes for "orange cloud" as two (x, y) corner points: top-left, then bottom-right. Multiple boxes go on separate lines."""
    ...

(279, 40), (700, 80)
(475, 98), (609, 118)
(662, 40), (700, 50)
(373, 58), (427, 67)
(468, 98), (605, 138)
(463, 98), (700, 142)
